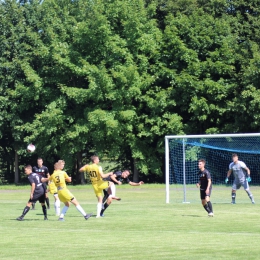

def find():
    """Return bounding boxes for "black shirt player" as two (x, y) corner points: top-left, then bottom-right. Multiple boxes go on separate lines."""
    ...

(32, 158), (50, 209)
(101, 170), (144, 216)
(196, 159), (214, 217)
(16, 165), (49, 221)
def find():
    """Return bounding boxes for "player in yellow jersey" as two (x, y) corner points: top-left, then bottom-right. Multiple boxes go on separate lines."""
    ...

(50, 161), (92, 221)
(48, 161), (63, 216)
(79, 155), (120, 218)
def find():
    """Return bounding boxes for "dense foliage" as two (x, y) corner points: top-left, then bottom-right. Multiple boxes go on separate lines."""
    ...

(0, 0), (260, 183)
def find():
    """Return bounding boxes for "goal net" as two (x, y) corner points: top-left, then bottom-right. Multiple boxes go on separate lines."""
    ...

(165, 133), (260, 203)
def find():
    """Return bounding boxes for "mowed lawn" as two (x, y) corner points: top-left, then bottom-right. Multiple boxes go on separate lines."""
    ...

(0, 184), (260, 260)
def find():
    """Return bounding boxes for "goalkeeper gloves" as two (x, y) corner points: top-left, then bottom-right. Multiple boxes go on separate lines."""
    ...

(247, 176), (251, 182)
(225, 177), (228, 184)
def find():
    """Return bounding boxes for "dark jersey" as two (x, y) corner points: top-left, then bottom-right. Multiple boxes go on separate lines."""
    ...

(103, 171), (130, 184)
(198, 169), (212, 190)
(33, 165), (49, 178)
(28, 173), (45, 195)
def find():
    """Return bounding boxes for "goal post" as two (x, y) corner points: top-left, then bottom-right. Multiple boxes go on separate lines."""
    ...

(165, 133), (260, 203)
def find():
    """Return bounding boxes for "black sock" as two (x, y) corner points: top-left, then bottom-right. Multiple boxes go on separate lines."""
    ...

(232, 192), (236, 203)
(32, 202), (35, 209)
(203, 204), (210, 213)
(100, 203), (109, 215)
(207, 201), (213, 213)
(102, 190), (109, 204)
(45, 197), (50, 208)
(22, 206), (30, 217)
(42, 205), (47, 217)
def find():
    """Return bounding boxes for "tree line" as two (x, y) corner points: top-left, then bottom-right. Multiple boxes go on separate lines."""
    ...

(0, 0), (260, 183)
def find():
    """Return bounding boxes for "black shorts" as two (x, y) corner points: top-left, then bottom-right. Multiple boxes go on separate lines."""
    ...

(29, 192), (46, 204)
(200, 188), (211, 200)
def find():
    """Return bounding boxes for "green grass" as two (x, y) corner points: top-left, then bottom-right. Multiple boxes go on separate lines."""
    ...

(0, 184), (260, 260)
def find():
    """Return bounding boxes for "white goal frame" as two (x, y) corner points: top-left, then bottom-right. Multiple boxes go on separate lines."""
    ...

(165, 133), (260, 203)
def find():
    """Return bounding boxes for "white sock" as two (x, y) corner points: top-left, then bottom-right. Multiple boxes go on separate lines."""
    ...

(54, 200), (60, 215)
(96, 203), (102, 217)
(110, 184), (116, 197)
(76, 205), (86, 216)
(60, 206), (69, 218)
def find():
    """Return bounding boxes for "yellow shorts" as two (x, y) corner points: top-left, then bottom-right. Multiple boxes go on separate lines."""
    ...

(48, 181), (57, 194)
(92, 180), (110, 197)
(57, 188), (75, 203)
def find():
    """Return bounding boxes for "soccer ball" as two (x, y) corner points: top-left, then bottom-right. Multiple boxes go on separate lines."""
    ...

(27, 144), (36, 153)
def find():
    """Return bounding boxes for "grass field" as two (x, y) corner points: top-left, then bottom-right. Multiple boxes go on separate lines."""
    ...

(0, 184), (260, 260)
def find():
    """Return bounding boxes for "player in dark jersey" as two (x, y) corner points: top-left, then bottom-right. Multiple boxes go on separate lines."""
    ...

(101, 170), (144, 216)
(32, 158), (50, 210)
(196, 159), (214, 217)
(16, 165), (49, 221)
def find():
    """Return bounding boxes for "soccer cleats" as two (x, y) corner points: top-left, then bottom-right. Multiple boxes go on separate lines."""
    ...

(84, 213), (93, 220)
(208, 212), (214, 217)
(16, 216), (24, 221)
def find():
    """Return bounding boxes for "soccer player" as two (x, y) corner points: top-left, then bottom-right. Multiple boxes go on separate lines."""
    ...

(225, 153), (255, 204)
(79, 155), (119, 218)
(16, 165), (49, 221)
(48, 161), (63, 216)
(101, 170), (144, 216)
(196, 159), (214, 217)
(50, 161), (92, 221)
(32, 158), (50, 210)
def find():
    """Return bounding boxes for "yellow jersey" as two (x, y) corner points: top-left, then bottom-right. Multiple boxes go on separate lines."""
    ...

(50, 170), (69, 190)
(82, 164), (103, 185)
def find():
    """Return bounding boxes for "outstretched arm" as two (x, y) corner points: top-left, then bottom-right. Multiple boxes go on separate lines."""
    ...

(129, 181), (144, 186)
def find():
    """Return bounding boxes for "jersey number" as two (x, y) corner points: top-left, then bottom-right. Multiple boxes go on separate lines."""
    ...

(55, 176), (60, 184)
(89, 171), (97, 178)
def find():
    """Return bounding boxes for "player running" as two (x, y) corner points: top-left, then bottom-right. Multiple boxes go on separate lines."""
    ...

(196, 159), (214, 217)
(225, 153), (255, 204)
(16, 165), (49, 221)
(50, 161), (92, 221)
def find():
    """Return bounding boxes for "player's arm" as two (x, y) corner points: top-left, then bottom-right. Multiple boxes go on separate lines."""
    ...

(100, 171), (113, 179)
(110, 174), (122, 184)
(79, 165), (88, 172)
(206, 178), (211, 194)
(41, 176), (50, 183)
(128, 180), (144, 186)
(196, 181), (201, 188)
(30, 183), (35, 199)
(226, 169), (232, 178)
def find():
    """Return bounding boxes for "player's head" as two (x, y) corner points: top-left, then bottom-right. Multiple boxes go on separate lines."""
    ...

(37, 158), (43, 167)
(198, 159), (206, 170)
(54, 162), (61, 170)
(232, 153), (238, 163)
(58, 159), (65, 169)
(24, 165), (32, 175)
(121, 170), (130, 178)
(91, 155), (99, 164)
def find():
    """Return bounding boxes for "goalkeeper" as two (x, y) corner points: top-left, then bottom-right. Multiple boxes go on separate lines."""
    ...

(225, 153), (255, 204)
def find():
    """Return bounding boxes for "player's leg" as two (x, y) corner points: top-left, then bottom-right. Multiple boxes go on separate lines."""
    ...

(70, 197), (92, 220)
(100, 196), (113, 217)
(39, 195), (48, 220)
(201, 190), (210, 214)
(16, 201), (33, 221)
(102, 189), (109, 204)
(45, 192), (50, 209)
(58, 191), (70, 221)
(53, 193), (61, 216)
(108, 182), (121, 200)
(231, 182), (239, 204)
(31, 202), (36, 210)
(243, 182), (255, 204)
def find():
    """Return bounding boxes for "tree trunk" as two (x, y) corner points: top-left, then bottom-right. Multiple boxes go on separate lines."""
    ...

(133, 158), (139, 182)
(14, 150), (19, 184)
(76, 152), (85, 184)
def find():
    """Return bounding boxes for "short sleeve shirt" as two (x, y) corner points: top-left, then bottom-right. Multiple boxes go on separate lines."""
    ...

(198, 169), (212, 190)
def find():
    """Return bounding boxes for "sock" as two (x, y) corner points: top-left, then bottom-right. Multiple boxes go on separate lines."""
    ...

(232, 192), (236, 203)
(207, 201), (213, 213)
(55, 200), (60, 215)
(22, 206), (30, 217)
(42, 205), (47, 217)
(31, 202), (35, 209)
(100, 202), (109, 215)
(110, 184), (116, 197)
(60, 206), (69, 218)
(96, 203), (102, 217)
(76, 205), (87, 216)
(203, 204), (210, 213)
(102, 190), (109, 203)
(246, 190), (254, 201)
(46, 197), (50, 208)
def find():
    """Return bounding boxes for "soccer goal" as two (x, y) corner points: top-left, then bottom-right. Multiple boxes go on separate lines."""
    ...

(165, 133), (260, 203)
